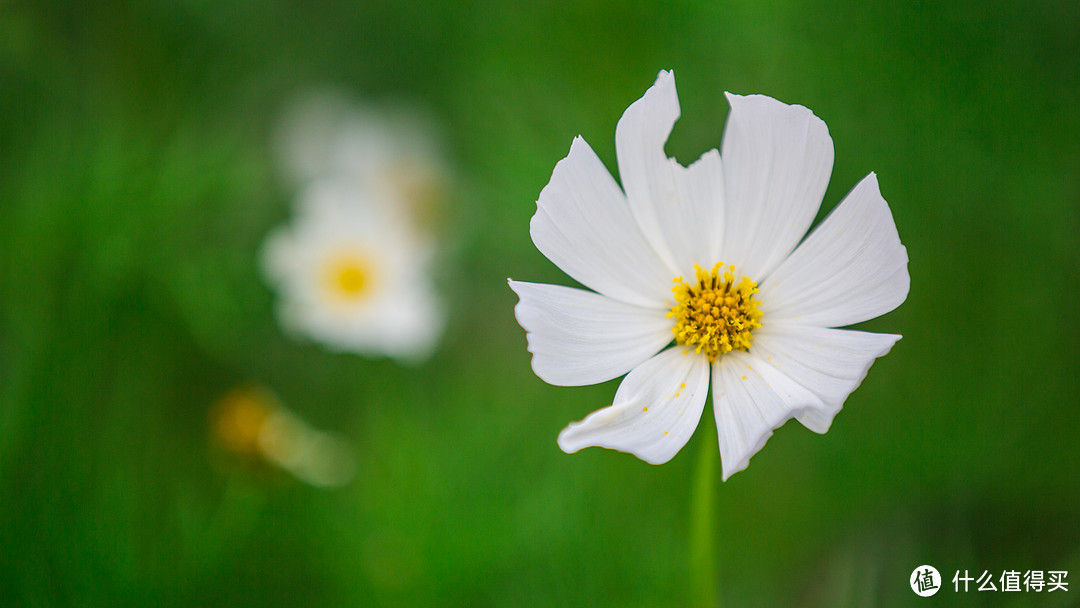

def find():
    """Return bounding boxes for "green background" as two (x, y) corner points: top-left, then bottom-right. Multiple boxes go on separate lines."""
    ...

(2, 1), (1078, 606)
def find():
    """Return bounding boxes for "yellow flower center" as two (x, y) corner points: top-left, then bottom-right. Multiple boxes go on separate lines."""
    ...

(325, 254), (375, 300)
(667, 262), (763, 362)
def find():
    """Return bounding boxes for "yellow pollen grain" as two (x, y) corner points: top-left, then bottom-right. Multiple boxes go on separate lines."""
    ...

(664, 431), (669, 436)
(666, 262), (762, 362)
(642, 406), (648, 412)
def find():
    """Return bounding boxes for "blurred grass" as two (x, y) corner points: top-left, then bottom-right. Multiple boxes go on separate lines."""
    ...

(1, 0), (1078, 606)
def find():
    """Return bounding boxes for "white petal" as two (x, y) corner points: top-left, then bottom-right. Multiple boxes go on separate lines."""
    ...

(673, 149), (726, 272)
(758, 173), (909, 327)
(750, 324), (900, 433)
(259, 225), (298, 285)
(370, 281), (445, 362)
(558, 348), (710, 464)
(509, 280), (674, 387)
(614, 71), (726, 277)
(719, 93), (834, 281)
(282, 276), (443, 363)
(274, 90), (355, 183)
(261, 177), (444, 362)
(712, 351), (824, 480)
(531, 136), (674, 308)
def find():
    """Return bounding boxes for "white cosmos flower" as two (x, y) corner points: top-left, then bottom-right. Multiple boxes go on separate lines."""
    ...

(275, 90), (446, 223)
(509, 71), (909, 480)
(261, 179), (444, 361)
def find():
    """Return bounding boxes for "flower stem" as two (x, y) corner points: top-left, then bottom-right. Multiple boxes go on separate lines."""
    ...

(690, 418), (719, 608)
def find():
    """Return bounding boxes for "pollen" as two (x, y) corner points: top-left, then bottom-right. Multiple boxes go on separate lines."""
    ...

(667, 262), (763, 362)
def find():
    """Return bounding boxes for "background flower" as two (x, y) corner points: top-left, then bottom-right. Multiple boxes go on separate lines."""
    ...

(211, 384), (356, 487)
(0, 2), (1076, 606)
(275, 90), (447, 227)
(261, 93), (448, 361)
(261, 179), (444, 361)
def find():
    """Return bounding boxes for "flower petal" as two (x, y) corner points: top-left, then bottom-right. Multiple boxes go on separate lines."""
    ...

(614, 70), (725, 277)
(531, 136), (675, 308)
(758, 173), (909, 327)
(509, 280), (674, 387)
(368, 280), (445, 361)
(719, 93), (834, 281)
(712, 351), (824, 480)
(558, 347), (710, 464)
(750, 325), (900, 433)
(673, 149), (726, 272)
(288, 279), (444, 362)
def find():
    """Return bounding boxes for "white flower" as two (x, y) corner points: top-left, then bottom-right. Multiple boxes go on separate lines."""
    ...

(262, 91), (449, 362)
(275, 90), (446, 223)
(261, 179), (444, 361)
(509, 71), (909, 480)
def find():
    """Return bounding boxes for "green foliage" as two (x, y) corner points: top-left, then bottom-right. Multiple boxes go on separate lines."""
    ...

(1, 0), (1077, 605)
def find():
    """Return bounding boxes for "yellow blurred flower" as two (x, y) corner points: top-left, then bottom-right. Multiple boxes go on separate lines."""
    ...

(211, 385), (356, 488)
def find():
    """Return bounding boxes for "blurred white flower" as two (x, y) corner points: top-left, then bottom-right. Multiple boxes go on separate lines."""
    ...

(263, 91), (448, 361)
(275, 90), (446, 225)
(510, 71), (909, 480)
(261, 179), (444, 361)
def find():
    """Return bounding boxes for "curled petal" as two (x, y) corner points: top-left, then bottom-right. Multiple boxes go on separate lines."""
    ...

(614, 70), (681, 273)
(712, 352), (824, 480)
(615, 71), (726, 277)
(558, 348), (710, 464)
(749, 325), (901, 433)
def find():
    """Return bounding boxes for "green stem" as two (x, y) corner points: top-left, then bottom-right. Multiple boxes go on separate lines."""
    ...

(689, 418), (719, 608)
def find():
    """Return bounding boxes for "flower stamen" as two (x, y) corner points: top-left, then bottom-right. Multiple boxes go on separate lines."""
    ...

(667, 263), (763, 362)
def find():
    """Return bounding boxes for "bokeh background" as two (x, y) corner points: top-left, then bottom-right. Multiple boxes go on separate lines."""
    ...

(2, 1), (1078, 606)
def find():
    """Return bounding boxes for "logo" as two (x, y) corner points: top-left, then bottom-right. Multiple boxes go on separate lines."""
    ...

(911, 565), (941, 597)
